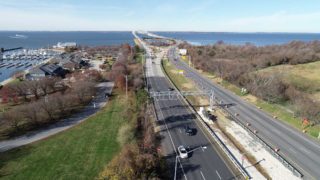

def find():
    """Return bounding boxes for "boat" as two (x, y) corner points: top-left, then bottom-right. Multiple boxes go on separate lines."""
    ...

(16, 64), (24, 68)
(7, 64), (15, 68)
(9, 34), (28, 39)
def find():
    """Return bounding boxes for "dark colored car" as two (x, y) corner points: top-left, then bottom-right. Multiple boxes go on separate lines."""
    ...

(168, 87), (174, 91)
(185, 126), (194, 136)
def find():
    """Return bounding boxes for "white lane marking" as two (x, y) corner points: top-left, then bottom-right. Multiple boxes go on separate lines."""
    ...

(200, 170), (206, 180)
(216, 170), (222, 180)
(149, 60), (187, 179)
(154, 82), (177, 153)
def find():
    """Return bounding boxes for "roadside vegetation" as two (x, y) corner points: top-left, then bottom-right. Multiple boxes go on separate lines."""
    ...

(179, 41), (320, 138)
(98, 45), (168, 179)
(0, 44), (167, 179)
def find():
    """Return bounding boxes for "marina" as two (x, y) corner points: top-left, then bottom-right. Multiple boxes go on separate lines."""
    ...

(0, 48), (60, 83)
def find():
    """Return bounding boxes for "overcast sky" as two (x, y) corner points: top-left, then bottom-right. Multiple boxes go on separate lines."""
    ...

(1, 0), (320, 32)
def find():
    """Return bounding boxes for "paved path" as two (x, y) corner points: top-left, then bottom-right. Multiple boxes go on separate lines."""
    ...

(0, 82), (114, 152)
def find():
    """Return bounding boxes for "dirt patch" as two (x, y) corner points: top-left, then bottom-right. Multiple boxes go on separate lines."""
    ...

(243, 95), (258, 103)
(198, 97), (209, 106)
(182, 82), (194, 89)
(170, 69), (178, 74)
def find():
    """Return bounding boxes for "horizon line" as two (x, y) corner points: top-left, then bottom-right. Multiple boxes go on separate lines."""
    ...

(0, 30), (320, 34)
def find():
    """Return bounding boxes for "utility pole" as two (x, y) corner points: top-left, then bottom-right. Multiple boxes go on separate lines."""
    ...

(125, 75), (128, 98)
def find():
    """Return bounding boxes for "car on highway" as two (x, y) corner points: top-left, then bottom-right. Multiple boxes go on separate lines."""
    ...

(178, 145), (188, 159)
(185, 126), (194, 136)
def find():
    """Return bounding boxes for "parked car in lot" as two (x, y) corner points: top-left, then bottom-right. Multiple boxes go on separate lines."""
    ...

(168, 87), (174, 91)
(178, 145), (188, 159)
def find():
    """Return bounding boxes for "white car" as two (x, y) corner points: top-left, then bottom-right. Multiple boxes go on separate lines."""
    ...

(178, 145), (188, 159)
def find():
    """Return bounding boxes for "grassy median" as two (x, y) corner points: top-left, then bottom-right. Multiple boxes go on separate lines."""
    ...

(0, 90), (130, 180)
(162, 60), (208, 106)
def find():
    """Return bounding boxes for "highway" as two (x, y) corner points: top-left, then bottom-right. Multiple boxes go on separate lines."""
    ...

(133, 32), (238, 180)
(167, 47), (320, 179)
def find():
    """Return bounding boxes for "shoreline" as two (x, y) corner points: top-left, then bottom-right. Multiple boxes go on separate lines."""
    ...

(0, 77), (16, 86)
(0, 57), (54, 86)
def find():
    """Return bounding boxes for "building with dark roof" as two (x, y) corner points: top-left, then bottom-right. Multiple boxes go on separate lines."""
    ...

(26, 67), (46, 80)
(26, 64), (65, 80)
(40, 64), (64, 76)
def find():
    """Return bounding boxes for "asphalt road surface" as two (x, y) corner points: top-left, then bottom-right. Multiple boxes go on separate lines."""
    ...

(134, 34), (239, 179)
(167, 47), (320, 179)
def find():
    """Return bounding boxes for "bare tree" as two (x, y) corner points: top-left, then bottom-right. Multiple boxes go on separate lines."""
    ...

(72, 81), (96, 104)
(21, 102), (42, 125)
(39, 77), (59, 95)
(39, 97), (57, 122)
(27, 80), (41, 99)
(7, 82), (29, 101)
(52, 93), (73, 118)
(3, 109), (23, 131)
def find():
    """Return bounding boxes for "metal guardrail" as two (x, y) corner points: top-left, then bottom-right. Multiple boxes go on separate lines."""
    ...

(196, 110), (251, 179)
(220, 106), (303, 178)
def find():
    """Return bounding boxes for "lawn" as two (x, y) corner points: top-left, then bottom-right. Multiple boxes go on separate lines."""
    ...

(0, 90), (129, 180)
(162, 60), (197, 91)
(162, 60), (208, 106)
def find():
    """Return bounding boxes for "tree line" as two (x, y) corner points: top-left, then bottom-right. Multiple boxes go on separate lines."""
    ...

(104, 44), (144, 91)
(0, 71), (99, 138)
(99, 45), (167, 179)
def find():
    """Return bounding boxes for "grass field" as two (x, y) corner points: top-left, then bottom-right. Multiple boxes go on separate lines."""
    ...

(162, 60), (208, 106)
(0, 90), (129, 180)
(258, 61), (320, 100)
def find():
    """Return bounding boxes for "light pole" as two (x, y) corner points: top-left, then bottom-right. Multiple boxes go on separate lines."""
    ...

(187, 145), (207, 154)
(92, 96), (95, 108)
(174, 155), (178, 180)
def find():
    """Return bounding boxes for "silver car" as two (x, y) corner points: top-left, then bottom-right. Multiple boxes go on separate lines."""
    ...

(178, 145), (188, 159)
